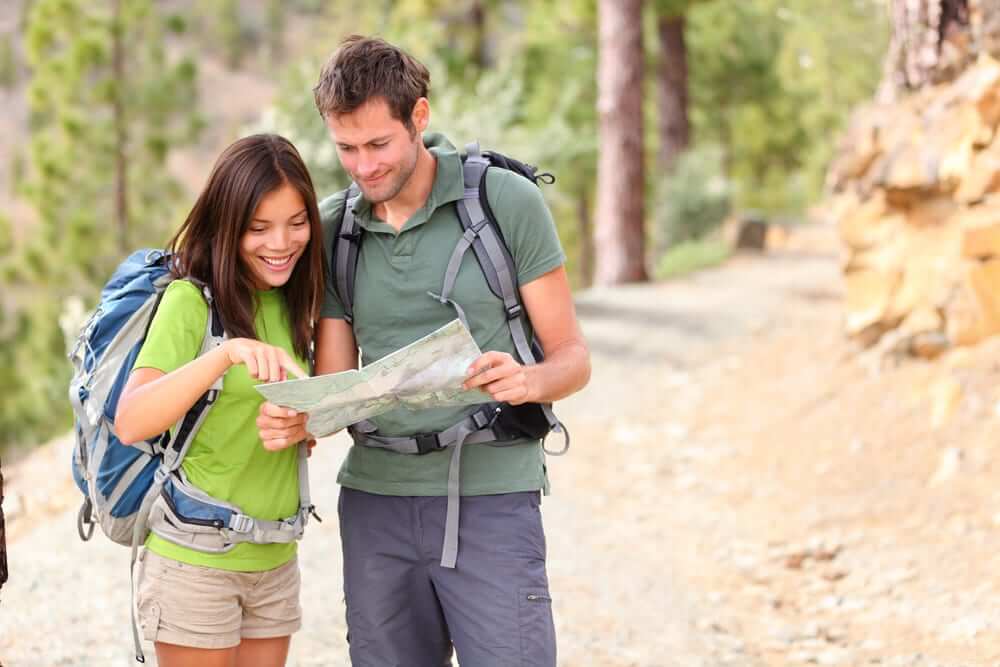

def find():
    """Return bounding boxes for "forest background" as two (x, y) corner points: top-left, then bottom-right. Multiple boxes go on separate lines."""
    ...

(0, 0), (889, 453)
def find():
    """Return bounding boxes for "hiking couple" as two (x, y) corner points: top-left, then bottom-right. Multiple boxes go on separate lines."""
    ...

(114, 35), (590, 666)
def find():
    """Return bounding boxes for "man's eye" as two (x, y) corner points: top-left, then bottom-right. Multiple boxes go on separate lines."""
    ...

(373, 142), (388, 148)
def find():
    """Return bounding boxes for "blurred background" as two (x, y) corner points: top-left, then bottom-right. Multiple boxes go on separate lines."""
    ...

(8, 1), (1000, 666)
(0, 0), (890, 455)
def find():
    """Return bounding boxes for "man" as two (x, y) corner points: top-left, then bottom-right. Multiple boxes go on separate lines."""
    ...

(258, 35), (590, 666)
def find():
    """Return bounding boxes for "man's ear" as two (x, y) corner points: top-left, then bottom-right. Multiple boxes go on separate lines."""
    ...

(411, 97), (430, 133)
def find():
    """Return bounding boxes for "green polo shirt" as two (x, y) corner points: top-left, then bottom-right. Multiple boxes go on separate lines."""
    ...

(319, 133), (565, 496)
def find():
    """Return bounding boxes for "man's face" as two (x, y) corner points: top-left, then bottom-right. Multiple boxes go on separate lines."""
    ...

(325, 98), (424, 204)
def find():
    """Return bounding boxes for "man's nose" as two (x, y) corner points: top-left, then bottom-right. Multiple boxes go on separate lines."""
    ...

(355, 151), (379, 177)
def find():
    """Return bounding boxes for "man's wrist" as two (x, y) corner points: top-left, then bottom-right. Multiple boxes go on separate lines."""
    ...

(523, 363), (544, 404)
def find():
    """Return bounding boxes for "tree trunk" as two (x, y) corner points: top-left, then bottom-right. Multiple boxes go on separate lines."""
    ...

(878, 0), (973, 102)
(657, 14), (690, 173)
(595, 0), (647, 285)
(469, 0), (488, 70)
(112, 0), (129, 253)
(0, 455), (7, 591)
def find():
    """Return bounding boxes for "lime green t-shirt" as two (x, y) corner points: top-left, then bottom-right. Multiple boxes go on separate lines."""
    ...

(319, 133), (566, 497)
(133, 279), (306, 572)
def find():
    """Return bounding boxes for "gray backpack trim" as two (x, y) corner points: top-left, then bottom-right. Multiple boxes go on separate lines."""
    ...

(331, 142), (568, 570)
(334, 184), (363, 325)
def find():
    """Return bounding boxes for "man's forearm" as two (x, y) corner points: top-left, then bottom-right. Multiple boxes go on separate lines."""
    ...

(524, 339), (591, 404)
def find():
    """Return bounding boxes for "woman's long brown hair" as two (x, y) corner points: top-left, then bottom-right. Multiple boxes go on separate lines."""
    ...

(167, 134), (324, 363)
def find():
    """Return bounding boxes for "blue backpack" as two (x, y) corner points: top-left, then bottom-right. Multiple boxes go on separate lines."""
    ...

(67, 249), (315, 662)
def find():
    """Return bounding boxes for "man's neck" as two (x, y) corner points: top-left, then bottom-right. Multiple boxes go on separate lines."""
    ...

(375, 143), (436, 231)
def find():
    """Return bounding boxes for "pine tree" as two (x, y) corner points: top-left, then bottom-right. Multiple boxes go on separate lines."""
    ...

(879, 0), (972, 100)
(2, 0), (201, 449)
(595, 0), (647, 284)
(651, 1), (711, 172)
(22, 0), (200, 290)
(214, 0), (246, 70)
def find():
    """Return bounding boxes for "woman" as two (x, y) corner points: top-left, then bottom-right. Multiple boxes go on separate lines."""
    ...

(115, 134), (323, 666)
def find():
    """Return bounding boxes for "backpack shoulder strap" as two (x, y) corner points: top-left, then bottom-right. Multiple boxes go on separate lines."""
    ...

(454, 144), (566, 453)
(332, 184), (363, 325)
(454, 143), (538, 366)
(159, 280), (226, 470)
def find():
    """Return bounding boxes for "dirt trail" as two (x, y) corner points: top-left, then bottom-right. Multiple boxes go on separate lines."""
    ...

(3, 225), (993, 666)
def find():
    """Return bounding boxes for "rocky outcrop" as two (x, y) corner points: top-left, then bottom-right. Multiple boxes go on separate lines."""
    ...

(829, 54), (1000, 352)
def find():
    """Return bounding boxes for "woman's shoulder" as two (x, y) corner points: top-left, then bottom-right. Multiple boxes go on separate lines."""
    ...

(160, 278), (210, 314)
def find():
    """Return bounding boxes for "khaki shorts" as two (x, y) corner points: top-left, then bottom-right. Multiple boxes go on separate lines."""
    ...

(135, 549), (302, 649)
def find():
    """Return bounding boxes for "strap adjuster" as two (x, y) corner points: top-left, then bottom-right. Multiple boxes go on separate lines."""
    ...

(506, 304), (523, 320)
(229, 514), (254, 534)
(415, 433), (441, 455)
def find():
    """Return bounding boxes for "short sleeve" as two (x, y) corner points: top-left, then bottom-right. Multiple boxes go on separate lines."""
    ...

(485, 169), (566, 286)
(133, 280), (208, 374)
(319, 190), (348, 320)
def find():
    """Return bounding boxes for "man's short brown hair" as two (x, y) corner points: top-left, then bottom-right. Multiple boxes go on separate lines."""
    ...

(313, 35), (430, 133)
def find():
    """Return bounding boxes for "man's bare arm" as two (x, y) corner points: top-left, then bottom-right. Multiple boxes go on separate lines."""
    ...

(464, 266), (590, 404)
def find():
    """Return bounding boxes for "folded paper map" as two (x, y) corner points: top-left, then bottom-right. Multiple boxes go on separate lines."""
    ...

(255, 319), (491, 437)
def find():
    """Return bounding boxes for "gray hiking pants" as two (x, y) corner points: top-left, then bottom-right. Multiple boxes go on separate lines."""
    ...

(338, 487), (557, 666)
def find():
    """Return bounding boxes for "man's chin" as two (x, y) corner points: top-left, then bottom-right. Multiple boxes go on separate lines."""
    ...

(361, 188), (392, 205)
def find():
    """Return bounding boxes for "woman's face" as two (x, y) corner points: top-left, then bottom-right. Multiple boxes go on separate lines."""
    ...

(240, 182), (311, 290)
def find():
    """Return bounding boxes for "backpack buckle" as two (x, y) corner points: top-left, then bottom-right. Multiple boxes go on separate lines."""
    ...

(506, 304), (523, 321)
(229, 513), (254, 534)
(415, 433), (441, 455)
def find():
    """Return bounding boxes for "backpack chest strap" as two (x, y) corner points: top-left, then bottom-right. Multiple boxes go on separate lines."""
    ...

(348, 403), (501, 454)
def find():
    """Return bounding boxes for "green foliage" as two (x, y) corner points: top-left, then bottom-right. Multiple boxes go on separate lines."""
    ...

(266, 0), (286, 63)
(22, 0), (201, 285)
(653, 144), (730, 252)
(2, 0), (201, 450)
(0, 294), (70, 453)
(686, 0), (887, 216)
(0, 211), (71, 451)
(255, 0), (600, 284)
(214, 0), (248, 69)
(248, 61), (349, 197)
(2, 0), (893, 450)
(654, 238), (730, 280)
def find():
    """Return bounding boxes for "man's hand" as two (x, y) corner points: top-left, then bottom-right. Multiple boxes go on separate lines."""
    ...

(257, 401), (310, 451)
(463, 351), (534, 405)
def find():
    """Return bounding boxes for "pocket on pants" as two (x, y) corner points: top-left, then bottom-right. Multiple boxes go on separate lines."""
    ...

(518, 587), (556, 667)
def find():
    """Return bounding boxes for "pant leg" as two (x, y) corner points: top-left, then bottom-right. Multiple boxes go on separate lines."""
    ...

(420, 491), (557, 667)
(339, 488), (453, 667)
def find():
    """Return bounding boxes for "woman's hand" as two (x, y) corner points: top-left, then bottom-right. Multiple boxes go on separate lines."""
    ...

(223, 338), (308, 383)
